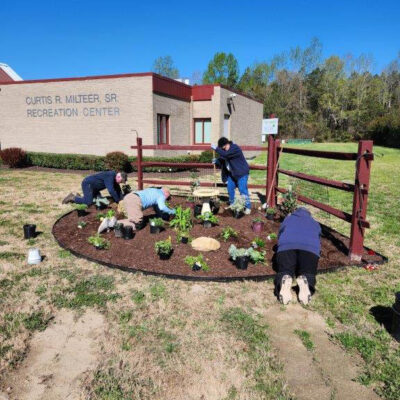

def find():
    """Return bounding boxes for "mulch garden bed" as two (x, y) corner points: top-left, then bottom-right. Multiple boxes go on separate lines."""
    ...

(52, 197), (386, 281)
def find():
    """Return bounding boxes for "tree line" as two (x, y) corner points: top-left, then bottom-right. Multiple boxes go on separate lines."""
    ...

(153, 40), (400, 147)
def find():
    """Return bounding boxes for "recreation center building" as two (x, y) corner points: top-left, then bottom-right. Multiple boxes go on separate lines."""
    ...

(0, 63), (263, 156)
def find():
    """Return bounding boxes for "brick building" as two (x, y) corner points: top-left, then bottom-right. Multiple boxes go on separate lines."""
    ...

(0, 66), (263, 156)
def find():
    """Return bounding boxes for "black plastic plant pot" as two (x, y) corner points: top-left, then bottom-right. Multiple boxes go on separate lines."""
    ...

(150, 225), (161, 234)
(192, 262), (202, 271)
(95, 246), (104, 251)
(114, 223), (124, 238)
(209, 200), (220, 214)
(23, 224), (36, 239)
(77, 209), (88, 217)
(267, 214), (274, 220)
(96, 204), (107, 210)
(123, 226), (134, 240)
(194, 204), (202, 217)
(135, 221), (145, 230)
(232, 210), (243, 219)
(235, 256), (249, 270)
(159, 251), (172, 260)
(203, 221), (212, 228)
(181, 236), (189, 244)
(392, 292), (400, 342)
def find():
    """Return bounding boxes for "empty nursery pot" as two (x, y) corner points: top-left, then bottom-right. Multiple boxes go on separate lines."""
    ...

(194, 204), (202, 217)
(232, 210), (243, 219)
(392, 292), (400, 342)
(181, 236), (189, 244)
(159, 252), (172, 260)
(192, 262), (202, 271)
(235, 256), (249, 270)
(77, 209), (88, 217)
(252, 222), (264, 234)
(123, 226), (134, 240)
(23, 224), (36, 239)
(114, 223), (124, 238)
(27, 248), (41, 265)
(150, 225), (161, 234)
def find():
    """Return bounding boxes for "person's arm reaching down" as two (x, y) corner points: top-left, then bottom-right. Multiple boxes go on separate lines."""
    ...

(105, 176), (122, 203)
(156, 195), (176, 215)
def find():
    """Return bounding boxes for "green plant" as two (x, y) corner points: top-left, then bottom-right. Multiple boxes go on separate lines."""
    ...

(247, 247), (266, 264)
(75, 204), (88, 211)
(280, 189), (297, 216)
(94, 197), (110, 207)
(220, 226), (238, 241)
(149, 217), (164, 227)
(169, 206), (192, 232)
(0, 147), (27, 168)
(104, 151), (130, 172)
(184, 254), (210, 271)
(230, 196), (246, 213)
(88, 234), (111, 249)
(268, 233), (277, 240)
(294, 329), (314, 351)
(228, 244), (249, 260)
(154, 236), (172, 255)
(96, 212), (106, 221)
(77, 221), (87, 229)
(190, 172), (200, 193)
(106, 209), (116, 218)
(252, 217), (264, 223)
(252, 237), (265, 248)
(198, 212), (219, 224)
(198, 149), (214, 163)
(266, 207), (276, 215)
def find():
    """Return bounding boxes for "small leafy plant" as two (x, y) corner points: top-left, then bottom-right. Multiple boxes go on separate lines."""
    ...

(94, 196), (110, 207)
(248, 247), (265, 264)
(228, 244), (250, 260)
(88, 234), (110, 249)
(155, 236), (173, 255)
(280, 190), (297, 216)
(184, 254), (210, 271)
(266, 207), (276, 215)
(267, 233), (277, 240)
(198, 212), (219, 225)
(230, 196), (246, 213)
(220, 226), (238, 242)
(252, 217), (264, 223)
(169, 206), (192, 232)
(252, 237), (266, 248)
(106, 209), (116, 219)
(75, 204), (88, 211)
(77, 221), (87, 229)
(149, 217), (164, 227)
(96, 212), (106, 221)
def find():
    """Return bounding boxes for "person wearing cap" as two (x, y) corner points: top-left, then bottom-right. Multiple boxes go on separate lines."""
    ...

(275, 207), (321, 305)
(211, 137), (251, 214)
(62, 170), (127, 205)
(118, 187), (176, 229)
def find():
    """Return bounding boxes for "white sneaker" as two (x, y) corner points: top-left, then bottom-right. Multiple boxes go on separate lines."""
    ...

(279, 275), (293, 305)
(244, 208), (251, 215)
(97, 218), (110, 234)
(297, 275), (311, 305)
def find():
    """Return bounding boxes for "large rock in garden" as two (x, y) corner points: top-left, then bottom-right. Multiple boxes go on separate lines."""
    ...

(191, 237), (220, 252)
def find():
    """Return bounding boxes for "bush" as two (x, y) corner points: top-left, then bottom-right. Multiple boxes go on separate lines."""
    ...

(0, 147), (27, 168)
(26, 152), (106, 170)
(104, 151), (131, 172)
(198, 149), (214, 163)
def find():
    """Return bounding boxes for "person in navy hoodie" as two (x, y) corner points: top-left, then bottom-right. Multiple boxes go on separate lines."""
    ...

(275, 207), (321, 305)
(211, 137), (251, 214)
(62, 170), (127, 205)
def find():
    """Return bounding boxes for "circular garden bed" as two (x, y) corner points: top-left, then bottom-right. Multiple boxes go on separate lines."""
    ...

(52, 197), (386, 281)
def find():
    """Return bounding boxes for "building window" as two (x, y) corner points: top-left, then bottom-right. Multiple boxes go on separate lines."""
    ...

(157, 114), (169, 144)
(194, 118), (211, 144)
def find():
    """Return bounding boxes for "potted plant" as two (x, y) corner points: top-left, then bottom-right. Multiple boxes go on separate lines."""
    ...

(228, 244), (250, 270)
(123, 225), (134, 240)
(94, 196), (110, 210)
(248, 247), (266, 264)
(184, 254), (210, 272)
(280, 190), (297, 216)
(77, 221), (87, 229)
(149, 217), (164, 234)
(198, 212), (219, 228)
(267, 233), (277, 241)
(230, 196), (246, 219)
(96, 212), (106, 221)
(266, 207), (276, 220)
(155, 236), (173, 260)
(177, 231), (190, 244)
(169, 206), (192, 233)
(251, 217), (265, 234)
(251, 237), (265, 249)
(220, 226), (238, 242)
(88, 234), (110, 250)
(114, 222), (124, 238)
(75, 204), (88, 217)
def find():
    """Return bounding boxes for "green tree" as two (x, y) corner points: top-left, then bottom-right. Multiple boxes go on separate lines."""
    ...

(202, 52), (239, 87)
(152, 56), (179, 79)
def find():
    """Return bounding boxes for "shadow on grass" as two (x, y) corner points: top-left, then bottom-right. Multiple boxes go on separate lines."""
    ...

(370, 305), (393, 334)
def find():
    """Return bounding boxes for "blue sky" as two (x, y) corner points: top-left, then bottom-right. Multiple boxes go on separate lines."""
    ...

(1, 0), (399, 81)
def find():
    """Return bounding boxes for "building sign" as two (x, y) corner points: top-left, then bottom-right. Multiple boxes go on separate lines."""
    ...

(262, 118), (279, 135)
(25, 93), (120, 118)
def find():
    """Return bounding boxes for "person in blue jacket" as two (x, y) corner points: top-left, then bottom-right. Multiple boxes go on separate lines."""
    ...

(62, 170), (127, 205)
(211, 137), (251, 214)
(275, 207), (321, 305)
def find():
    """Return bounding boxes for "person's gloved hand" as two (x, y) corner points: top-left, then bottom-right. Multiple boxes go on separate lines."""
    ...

(211, 143), (217, 150)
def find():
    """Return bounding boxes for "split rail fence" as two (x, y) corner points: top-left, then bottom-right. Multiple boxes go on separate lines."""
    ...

(131, 136), (373, 260)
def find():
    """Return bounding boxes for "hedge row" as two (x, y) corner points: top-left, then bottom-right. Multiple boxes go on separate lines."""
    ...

(24, 151), (213, 172)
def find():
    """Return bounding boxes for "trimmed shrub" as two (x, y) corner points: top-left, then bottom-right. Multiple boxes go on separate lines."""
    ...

(104, 151), (131, 172)
(198, 149), (214, 163)
(0, 147), (27, 168)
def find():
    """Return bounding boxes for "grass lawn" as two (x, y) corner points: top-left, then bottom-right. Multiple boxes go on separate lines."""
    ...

(0, 142), (399, 399)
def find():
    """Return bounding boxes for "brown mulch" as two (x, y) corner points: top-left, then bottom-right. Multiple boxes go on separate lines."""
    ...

(52, 198), (385, 281)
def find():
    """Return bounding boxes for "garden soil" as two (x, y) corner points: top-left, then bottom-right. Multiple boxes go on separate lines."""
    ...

(52, 198), (385, 280)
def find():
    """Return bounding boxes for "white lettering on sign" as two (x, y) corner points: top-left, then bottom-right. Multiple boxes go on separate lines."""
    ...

(25, 93), (120, 118)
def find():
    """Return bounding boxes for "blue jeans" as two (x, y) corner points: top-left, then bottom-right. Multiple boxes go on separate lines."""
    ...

(227, 174), (251, 209)
(74, 181), (100, 205)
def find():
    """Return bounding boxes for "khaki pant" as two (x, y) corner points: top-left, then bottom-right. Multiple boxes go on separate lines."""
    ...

(119, 193), (143, 229)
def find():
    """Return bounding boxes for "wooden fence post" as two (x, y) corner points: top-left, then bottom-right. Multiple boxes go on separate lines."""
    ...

(137, 137), (143, 190)
(349, 140), (373, 261)
(266, 135), (276, 207)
